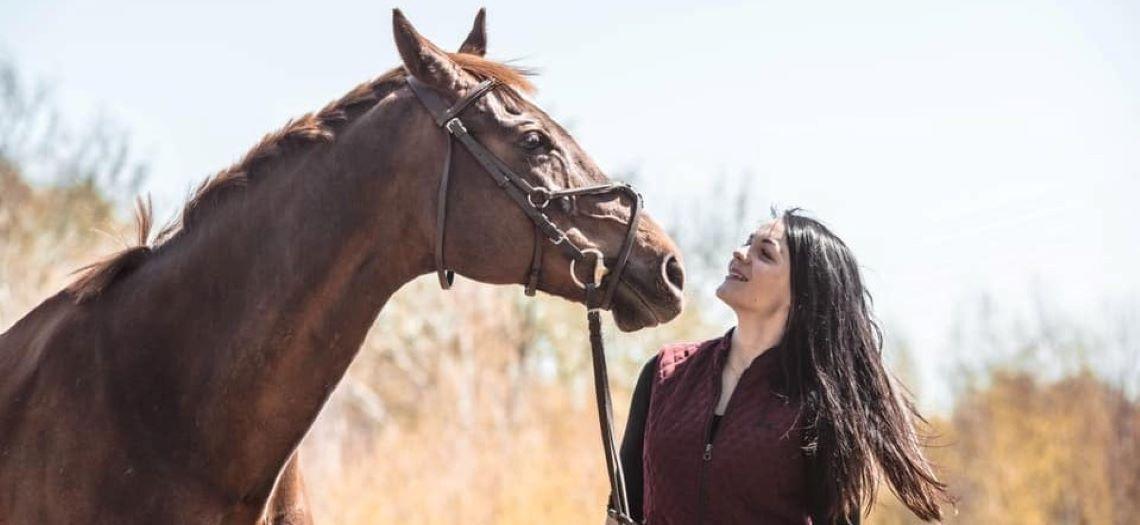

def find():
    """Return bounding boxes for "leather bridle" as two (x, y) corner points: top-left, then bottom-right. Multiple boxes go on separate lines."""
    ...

(406, 76), (641, 525)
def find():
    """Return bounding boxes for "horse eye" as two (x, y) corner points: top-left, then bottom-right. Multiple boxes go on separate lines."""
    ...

(520, 131), (548, 152)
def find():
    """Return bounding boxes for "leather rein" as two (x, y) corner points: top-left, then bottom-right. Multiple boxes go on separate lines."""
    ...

(406, 76), (641, 525)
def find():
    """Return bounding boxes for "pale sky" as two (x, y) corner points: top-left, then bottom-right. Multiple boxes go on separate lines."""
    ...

(3, 0), (1137, 410)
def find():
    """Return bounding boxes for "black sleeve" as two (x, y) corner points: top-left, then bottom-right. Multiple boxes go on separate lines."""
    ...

(607, 353), (658, 522)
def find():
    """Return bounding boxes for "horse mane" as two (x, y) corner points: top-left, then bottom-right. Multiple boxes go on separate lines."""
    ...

(66, 54), (535, 303)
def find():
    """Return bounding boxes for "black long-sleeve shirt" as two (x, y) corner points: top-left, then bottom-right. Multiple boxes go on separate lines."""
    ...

(615, 354), (658, 522)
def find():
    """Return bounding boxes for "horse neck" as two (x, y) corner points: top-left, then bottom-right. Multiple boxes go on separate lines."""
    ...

(111, 91), (434, 499)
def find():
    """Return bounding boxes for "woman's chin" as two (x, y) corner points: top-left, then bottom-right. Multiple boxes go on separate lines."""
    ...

(715, 279), (744, 309)
(715, 278), (734, 298)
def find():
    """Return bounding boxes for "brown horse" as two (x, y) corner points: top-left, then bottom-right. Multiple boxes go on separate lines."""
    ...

(0, 9), (684, 524)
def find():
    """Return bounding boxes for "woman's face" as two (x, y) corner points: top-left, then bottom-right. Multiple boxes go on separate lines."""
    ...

(715, 219), (792, 316)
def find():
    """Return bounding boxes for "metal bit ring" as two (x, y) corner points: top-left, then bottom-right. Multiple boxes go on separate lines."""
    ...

(569, 248), (608, 290)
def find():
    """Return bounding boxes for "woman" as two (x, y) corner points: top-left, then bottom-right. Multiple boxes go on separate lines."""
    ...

(607, 208), (948, 524)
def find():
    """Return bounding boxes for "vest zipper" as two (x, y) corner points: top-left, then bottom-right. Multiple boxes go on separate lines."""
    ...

(698, 333), (760, 525)
(696, 364), (724, 525)
(696, 426), (715, 523)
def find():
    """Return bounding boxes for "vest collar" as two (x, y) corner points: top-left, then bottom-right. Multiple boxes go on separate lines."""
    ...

(715, 326), (786, 379)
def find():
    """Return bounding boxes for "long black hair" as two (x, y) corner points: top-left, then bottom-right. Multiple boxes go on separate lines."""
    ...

(774, 207), (948, 522)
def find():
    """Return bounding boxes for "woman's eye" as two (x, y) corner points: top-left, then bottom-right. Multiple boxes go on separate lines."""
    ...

(520, 131), (548, 152)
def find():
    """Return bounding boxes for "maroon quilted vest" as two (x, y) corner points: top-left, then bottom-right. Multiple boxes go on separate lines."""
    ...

(642, 328), (813, 524)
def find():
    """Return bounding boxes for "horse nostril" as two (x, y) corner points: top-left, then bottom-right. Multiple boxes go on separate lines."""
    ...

(662, 254), (685, 293)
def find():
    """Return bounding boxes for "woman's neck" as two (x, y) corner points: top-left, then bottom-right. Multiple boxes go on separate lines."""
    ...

(728, 305), (789, 372)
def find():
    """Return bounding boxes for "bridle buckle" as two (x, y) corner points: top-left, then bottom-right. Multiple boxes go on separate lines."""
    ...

(444, 117), (467, 136)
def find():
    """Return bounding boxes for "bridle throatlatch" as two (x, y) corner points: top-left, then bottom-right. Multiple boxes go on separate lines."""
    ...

(406, 76), (642, 524)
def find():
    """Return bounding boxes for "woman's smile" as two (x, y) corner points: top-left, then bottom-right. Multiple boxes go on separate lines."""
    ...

(726, 265), (749, 282)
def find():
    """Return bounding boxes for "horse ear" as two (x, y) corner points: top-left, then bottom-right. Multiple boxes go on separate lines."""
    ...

(392, 9), (467, 92)
(458, 8), (487, 56)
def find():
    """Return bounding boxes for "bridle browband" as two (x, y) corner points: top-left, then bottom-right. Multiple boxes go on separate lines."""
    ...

(406, 75), (641, 525)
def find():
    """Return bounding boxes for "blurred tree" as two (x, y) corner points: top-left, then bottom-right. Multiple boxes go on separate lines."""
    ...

(870, 293), (1140, 525)
(0, 58), (147, 328)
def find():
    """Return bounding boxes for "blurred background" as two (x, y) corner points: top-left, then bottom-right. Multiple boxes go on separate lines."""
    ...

(1, 1), (1137, 523)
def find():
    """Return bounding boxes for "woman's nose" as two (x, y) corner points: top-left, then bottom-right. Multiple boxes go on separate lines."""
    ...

(732, 246), (748, 261)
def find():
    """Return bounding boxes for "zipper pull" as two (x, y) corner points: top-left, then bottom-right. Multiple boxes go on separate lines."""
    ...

(703, 443), (713, 461)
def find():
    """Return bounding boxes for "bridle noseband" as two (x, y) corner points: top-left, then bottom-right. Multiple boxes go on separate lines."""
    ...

(406, 76), (642, 524)
(404, 76), (642, 312)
